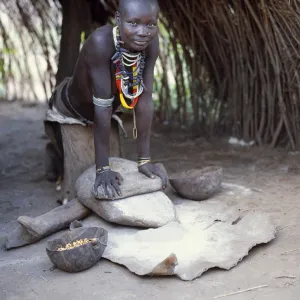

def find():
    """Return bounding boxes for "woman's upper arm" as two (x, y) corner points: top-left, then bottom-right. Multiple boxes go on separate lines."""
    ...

(143, 35), (159, 91)
(84, 33), (113, 99)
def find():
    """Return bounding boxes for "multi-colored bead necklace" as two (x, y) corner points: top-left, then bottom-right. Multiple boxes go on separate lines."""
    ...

(111, 26), (147, 110)
(111, 26), (147, 138)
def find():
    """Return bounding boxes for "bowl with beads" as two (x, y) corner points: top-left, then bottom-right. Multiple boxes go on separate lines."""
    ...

(46, 226), (108, 273)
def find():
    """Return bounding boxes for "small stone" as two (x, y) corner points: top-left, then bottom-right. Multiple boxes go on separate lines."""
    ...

(75, 157), (166, 201)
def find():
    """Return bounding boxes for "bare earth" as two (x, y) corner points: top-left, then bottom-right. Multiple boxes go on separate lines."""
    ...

(0, 101), (300, 300)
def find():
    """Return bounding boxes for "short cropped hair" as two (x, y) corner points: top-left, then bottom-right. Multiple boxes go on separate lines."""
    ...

(118, 0), (160, 15)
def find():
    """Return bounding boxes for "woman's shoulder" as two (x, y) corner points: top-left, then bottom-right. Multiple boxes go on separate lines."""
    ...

(145, 35), (159, 62)
(82, 25), (115, 63)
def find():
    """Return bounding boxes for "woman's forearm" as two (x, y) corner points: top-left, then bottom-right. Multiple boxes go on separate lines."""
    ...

(93, 106), (112, 168)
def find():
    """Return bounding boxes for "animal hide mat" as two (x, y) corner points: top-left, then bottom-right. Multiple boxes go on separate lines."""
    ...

(82, 183), (276, 281)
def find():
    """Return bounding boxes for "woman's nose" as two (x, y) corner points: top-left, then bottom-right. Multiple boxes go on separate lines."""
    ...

(137, 25), (149, 37)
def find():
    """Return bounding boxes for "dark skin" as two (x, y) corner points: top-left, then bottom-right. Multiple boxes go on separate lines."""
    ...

(60, 0), (168, 199)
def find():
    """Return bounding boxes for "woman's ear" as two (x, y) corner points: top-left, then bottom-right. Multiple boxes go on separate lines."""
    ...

(115, 11), (121, 26)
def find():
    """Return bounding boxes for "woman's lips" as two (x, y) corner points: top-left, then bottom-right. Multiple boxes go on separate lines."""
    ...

(134, 40), (148, 46)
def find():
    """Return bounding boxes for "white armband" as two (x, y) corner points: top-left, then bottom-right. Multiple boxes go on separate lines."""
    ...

(93, 96), (114, 107)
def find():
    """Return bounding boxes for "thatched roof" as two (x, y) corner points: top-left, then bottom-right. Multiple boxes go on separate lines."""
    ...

(1, 0), (300, 149)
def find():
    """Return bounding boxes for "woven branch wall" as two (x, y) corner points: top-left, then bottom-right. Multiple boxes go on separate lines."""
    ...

(158, 0), (300, 149)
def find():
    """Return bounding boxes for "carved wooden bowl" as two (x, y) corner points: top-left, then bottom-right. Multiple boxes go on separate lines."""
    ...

(169, 166), (223, 200)
(46, 227), (108, 273)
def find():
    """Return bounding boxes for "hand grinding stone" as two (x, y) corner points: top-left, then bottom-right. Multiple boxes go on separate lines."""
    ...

(76, 158), (175, 228)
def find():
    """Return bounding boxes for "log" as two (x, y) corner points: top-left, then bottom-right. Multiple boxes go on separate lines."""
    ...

(61, 119), (122, 199)
(5, 198), (90, 249)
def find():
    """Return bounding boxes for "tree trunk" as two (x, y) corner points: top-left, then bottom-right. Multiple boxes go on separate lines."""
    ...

(60, 119), (122, 200)
(56, 0), (91, 85)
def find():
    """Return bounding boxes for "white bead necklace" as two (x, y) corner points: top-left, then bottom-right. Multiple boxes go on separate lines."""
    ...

(112, 26), (144, 99)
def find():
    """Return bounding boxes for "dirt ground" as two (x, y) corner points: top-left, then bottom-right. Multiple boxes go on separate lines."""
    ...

(1, 101), (300, 300)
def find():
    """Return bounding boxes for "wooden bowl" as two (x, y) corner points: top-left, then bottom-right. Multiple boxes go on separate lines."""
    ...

(46, 227), (108, 273)
(169, 167), (223, 200)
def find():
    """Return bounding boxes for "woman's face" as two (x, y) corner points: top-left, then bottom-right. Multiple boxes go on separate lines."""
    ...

(116, 2), (159, 52)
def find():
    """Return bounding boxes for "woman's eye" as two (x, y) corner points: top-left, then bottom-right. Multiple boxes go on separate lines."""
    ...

(129, 22), (137, 26)
(148, 23), (157, 28)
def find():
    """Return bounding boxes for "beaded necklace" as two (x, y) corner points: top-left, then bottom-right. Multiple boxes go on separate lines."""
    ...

(111, 26), (146, 110)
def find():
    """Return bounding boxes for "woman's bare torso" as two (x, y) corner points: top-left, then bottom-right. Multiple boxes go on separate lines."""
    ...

(66, 25), (118, 121)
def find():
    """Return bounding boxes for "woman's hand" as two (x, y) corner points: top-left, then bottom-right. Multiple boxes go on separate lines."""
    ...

(93, 170), (123, 200)
(138, 162), (169, 189)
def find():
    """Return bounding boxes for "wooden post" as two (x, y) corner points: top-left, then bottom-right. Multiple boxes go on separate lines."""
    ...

(60, 119), (122, 199)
